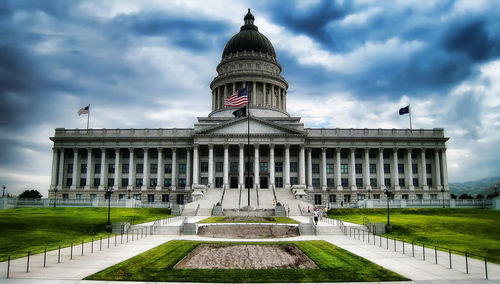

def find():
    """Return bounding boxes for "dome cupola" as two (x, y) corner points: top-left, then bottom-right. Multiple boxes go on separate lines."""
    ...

(210, 9), (289, 118)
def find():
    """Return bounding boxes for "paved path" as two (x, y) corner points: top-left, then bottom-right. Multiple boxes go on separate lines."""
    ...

(1, 216), (499, 284)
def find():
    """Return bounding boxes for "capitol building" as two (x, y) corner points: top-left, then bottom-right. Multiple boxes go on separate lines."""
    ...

(49, 10), (449, 208)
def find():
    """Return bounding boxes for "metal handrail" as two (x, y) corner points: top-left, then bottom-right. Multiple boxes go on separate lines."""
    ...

(194, 204), (201, 216)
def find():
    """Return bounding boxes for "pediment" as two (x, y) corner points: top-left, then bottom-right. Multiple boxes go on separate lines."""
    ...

(194, 117), (305, 136)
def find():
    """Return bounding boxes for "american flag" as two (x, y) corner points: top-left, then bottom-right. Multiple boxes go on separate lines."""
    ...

(224, 87), (248, 107)
(78, 105), (90, 116)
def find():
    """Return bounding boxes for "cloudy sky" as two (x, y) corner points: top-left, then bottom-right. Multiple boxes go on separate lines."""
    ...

(1, 0), (499, 196)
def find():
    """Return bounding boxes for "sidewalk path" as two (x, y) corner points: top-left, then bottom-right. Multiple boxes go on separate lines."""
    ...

(1, 216), (499, 283)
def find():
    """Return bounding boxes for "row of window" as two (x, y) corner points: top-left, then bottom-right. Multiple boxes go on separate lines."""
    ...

(63, 193), (185, 204)
(66, 177), (187, 188)
(68, 163), (187, 174)
(321, 193), (440, 204)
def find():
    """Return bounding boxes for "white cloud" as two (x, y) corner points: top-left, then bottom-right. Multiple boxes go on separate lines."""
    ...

(339, 7), (381, 26)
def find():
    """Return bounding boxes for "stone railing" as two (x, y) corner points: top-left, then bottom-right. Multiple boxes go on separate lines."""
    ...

(306, 128), (445, 138)
(53, 128), (194, 138)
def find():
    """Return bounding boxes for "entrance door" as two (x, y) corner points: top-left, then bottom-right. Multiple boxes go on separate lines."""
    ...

(230, 177), (238, 188)
(260, 177), (268, 189)
(176, 194), (184, 205)
(245, 177), (253, 189)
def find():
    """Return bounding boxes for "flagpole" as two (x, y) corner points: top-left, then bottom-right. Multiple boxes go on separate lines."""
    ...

(408, 104), (412, 130)
(247, 96), (251, 208)
(87, 104), (90, 131)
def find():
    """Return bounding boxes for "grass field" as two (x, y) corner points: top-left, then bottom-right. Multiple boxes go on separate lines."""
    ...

(0, 207), (171, 260)
(198, 216), (299, 224)
(86, 240), (408, 282)
(328, 208), (500, 262)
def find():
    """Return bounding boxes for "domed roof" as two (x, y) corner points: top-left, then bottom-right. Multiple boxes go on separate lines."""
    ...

(222, 9), (276, 59)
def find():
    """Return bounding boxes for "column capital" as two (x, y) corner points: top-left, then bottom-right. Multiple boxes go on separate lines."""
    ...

(171, 147), (177, 152)
(379, 148), (384, 153)
(193, 144), (199, 149)
(407, 148), (413, 153)
(321, 147), (327, 152)
(336, 147), (342, 152)
(393, 148), (399, 152)
(364, 147), (370, 151)
(142, 147), (149, 152)
(300, 144), (305, 150)
(350, 147), (356, 152)
(100, 147), (106, 152)
(285, 143), (290, 149)
(269, 143), (275, 149)
(208, 143), (214, 149)
(223, 143), (229, 149)
(441, 148), (447, 153)
(254, 143), (260, 149)
(421, 148), (426, 153)
(239, 143), (245, 149)
(157, 147), (163, 151)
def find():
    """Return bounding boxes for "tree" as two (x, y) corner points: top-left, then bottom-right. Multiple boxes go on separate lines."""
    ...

(459, 194), (473, 199)
(476, 194), (484, 199)
(450, 193), (457, 199)
(18, 189), (43, 199)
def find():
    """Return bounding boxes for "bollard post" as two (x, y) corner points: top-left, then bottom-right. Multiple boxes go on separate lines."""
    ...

(115, 234), (117, 246)
(71, 242), (73, 260)
(394, 238), (396, 251)
(485, 258), (488, 279)
(100, 237), (102, 251)
(435, 246), (437, 264)
(121, 232), (123, 244)
(7, 256), (11, 278)
(108, 234), (110, 248)
(412, 241), (414, 257)
(386, 236), (388, 249)
(379, 235), (381, 247)
(363, 230), (365, 242)
(127, 231), (128, 242)
(465, 252), (468, 274)
(350, 227), (351, 237)
(423, 244), (425, 261)
(91, 238), (94, 253)
(27, 251), (30, 272)
(58, 245), (61, 263)
(44, 248), (47, 267)
(402, 239), (405, 254)
(81, 240), (84, 256)
(449, 249), (452, 269)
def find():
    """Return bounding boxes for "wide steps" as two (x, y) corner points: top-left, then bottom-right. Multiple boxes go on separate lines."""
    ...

(156, 226), (181, 235)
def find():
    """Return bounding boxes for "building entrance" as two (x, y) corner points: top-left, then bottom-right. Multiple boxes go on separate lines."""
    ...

(230, 177), (238, 188)
(260, 176), (268, 189)
(245, 177), (254, 189)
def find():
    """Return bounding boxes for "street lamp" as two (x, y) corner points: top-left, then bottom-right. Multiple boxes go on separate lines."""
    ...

(127, 188), (131, 199)
(368, 189), (371, 200)
(384, 187), (392, 228)
(2, 185), (6, 197)
(441, 188), (445, 208)
(106, 187), (114, 226)
(53, 188), (58, 208)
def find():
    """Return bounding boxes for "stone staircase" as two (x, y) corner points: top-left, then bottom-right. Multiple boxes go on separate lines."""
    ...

(275, 188), (312, 215)
(181, 188), (222, 216)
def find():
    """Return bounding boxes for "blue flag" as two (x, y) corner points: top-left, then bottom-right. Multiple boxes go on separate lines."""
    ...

(399, 105), (409, 115)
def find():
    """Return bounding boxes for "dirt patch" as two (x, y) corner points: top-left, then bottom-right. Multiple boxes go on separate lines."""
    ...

(198, 225), (299, 238)
(174, 244), (318, 269)
(217, 216), (275, 222)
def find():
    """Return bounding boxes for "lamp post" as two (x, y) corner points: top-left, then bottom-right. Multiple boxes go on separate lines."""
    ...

(368, 189), (371, 200)
(127, 188), (131, 199)
(106, 187), (114, 226)
(441, 188), (445, 208)
(2, 185), (6, 197)
(53, 188), (58, 208)
(384, 187), (392, 228)
(495, 185), (498, 198)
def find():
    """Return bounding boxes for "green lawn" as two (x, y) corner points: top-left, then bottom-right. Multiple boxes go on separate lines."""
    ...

(86, 240), (408, 282)
(0, 207), (171, 260)
(328, 208), (500, 262)
(198, 216), (299, 224)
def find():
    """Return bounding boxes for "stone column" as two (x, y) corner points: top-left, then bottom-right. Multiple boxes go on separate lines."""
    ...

(71, 148), (79, 189)
(378, 148), (385, 190)
(211, 90), (215, 110)
(186, 147), (191, 190)
(192, 145), (199, 185)
(307, 147), (313, 190)
(85, 148), (93, 190)
(128, 148), (135, 190)
(58, 149), (65, 189)
(208, 144), (214, 188)
(336, 148), (342, 190)
(350, 148), (357, 190)
(363, 148), (370, 190)
(407, 149), (414, 190)
(321, 147), (327, 190)
(253, 81), (257, 106)
(269, 144), (275, 188)
(114, 148), (121, 190)
(434, 149), (442, 190)
(392, 149), (400, 190)
(171, 148), (177, 190)
(254, 144), (260, 188)
(441, 149), (449, 191)
(299, 145), (306, 186)
(50, 148), (58, 189)
(284, 144), (291, 189)
(142, 148), (149, 190)
(239, 143), (244, 188)
(224, 84), (228, 106)
(99, 148), (107, 190)
(156, 148), (163, 190)
(233, 83), (236, 94)
(223, 144), (229, 189)
(420, 149), (428, 190)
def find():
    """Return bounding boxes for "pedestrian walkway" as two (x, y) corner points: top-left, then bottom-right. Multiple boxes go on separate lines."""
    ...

(1, 216), (499, 283)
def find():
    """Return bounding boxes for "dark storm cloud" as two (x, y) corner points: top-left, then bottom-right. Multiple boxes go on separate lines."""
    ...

(443, 21), (497, 61)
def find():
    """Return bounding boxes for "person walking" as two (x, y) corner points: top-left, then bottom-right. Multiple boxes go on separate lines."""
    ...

(313, 209), (319, 225)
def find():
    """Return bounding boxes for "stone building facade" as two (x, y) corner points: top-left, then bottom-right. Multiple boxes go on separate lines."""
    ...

(49, 10), (449, 206)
